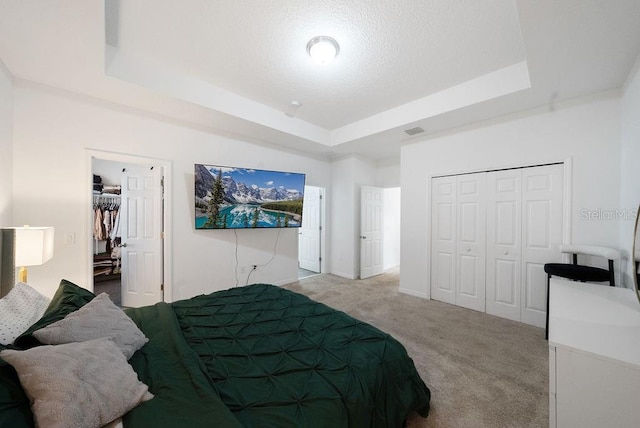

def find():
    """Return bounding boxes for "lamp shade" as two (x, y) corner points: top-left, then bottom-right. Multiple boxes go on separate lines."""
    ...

(14, 227), (54, 267)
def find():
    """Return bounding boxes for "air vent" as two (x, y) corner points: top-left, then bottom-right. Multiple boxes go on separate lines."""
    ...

(404, 126), (425, 136)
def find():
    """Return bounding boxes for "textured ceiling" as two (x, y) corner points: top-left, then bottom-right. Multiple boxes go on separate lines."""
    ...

(1, 0), (640, 162)
(116, 0), (525, 129)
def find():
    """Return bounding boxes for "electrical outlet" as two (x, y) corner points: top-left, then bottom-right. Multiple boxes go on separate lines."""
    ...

(239, 266), (247, 274)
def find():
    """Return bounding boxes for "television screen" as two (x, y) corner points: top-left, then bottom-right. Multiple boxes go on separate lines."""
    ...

(195, 164), (306, 229)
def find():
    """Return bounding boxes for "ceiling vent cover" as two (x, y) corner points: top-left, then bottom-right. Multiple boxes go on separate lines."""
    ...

(404, 127), (425, 136)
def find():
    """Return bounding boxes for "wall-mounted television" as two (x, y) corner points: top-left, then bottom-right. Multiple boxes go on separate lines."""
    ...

(195, 164), (306, 229)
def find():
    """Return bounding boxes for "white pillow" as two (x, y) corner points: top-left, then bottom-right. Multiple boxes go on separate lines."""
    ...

(0, 282), (50, 345)
(0, 338), (153, 428)
(33, 292), (148, 359)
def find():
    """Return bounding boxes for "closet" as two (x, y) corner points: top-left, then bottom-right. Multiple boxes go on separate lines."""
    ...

(92, 171), (123, 306)
(430, 164), (564, 327)
(91, 157), (166, 309)
(92, 193), (121, 281)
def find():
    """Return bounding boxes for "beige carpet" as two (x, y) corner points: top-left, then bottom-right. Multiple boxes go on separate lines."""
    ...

(283, 270), (548, 428)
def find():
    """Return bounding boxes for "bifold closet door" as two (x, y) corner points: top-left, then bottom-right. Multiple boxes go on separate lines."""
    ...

(431, 173), (486, 312)
(431, 176), (457, 305)
(486, 164), (563, 326)
(520, 164), (563, 327)
(486, 170), (522, 322)
(455, 174), (486, 312)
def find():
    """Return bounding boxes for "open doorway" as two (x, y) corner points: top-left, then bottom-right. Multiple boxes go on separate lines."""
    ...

(88, 151), (172, 307)
(298, 186), (325, 279)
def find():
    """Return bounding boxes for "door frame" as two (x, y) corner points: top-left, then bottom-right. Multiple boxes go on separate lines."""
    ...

(426, 157), (573, 301)
(86, 149), (173, 302)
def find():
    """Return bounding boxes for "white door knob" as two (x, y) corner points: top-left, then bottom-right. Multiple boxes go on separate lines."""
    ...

(503, 251), (508, 255)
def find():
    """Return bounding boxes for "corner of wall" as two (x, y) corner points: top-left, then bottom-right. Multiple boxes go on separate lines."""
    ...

(622, 51), (640, 93)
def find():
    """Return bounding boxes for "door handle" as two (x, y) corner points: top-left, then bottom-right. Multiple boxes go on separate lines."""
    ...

(361, 236), (367, 239)
(503, 250), (508, 255)
(121, 243), (127, 247)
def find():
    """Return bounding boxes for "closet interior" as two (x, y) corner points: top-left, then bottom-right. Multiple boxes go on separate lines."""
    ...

(92, 172), (122, 305)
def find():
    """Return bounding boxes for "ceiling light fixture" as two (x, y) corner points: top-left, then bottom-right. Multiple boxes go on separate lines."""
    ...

(306, 36), (340, 64)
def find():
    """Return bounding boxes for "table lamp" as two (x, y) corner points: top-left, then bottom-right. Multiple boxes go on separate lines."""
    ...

(15, 226), (54, 283)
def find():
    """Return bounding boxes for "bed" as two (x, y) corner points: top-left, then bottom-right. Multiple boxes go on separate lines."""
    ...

(0, 276), (430, 427)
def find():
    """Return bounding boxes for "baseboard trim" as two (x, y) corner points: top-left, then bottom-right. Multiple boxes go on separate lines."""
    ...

(399, 287), (428, 299)
(331, 271), (356, 280)
(274, 277), (299, 286)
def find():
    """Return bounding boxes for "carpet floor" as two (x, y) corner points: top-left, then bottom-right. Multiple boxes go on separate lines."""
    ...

(94, 278), (122, 307)
(282, 269), (548, 428)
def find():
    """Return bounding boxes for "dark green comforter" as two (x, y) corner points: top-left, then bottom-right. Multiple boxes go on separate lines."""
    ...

(168, 284), (430, 427)
(1, 282), (430, 427)
(123, 302), (243, 428)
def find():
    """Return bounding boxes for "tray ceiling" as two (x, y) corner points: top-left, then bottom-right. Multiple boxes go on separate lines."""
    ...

(1, 0), (639, 161)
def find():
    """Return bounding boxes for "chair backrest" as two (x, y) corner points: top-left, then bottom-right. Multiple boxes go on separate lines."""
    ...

(559, 245), (620, 261)
(559, 244), (618, 286)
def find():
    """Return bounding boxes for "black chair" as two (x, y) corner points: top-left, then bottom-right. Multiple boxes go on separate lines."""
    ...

(544, 245), (619, 339)
(635, 249), (640, 292)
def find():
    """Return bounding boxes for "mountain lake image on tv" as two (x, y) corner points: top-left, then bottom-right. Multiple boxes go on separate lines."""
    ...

(195, 164), (306, 229)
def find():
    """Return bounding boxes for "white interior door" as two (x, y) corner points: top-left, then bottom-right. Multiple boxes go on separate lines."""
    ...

(431, 176), (457, 304)
(298, 186), (321, 272)
(455, 173), (486, 312)
(486, 170), (522, 321)
(360, 186), (384, 279)
(120, 166), (164, 307)
(521, 164), (563, 327)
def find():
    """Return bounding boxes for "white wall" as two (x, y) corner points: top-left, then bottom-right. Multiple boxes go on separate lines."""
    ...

(330, 156), (376, 279)
(620, 59), (640, 288)
(383, 187), (400, 270)
(11, 83), (332, 299)
(0, 62), (12, 226)
(375, 160), (400, 188)
(400, 93), (622, 298)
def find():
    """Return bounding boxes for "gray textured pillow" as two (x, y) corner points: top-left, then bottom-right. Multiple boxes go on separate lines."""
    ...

(0, 338), (153, 428)
(33, 293), (147, 359)
(0, 282), (50, 345)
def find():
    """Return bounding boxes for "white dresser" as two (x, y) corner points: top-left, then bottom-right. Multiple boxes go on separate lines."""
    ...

(548, 278), (640, 427)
